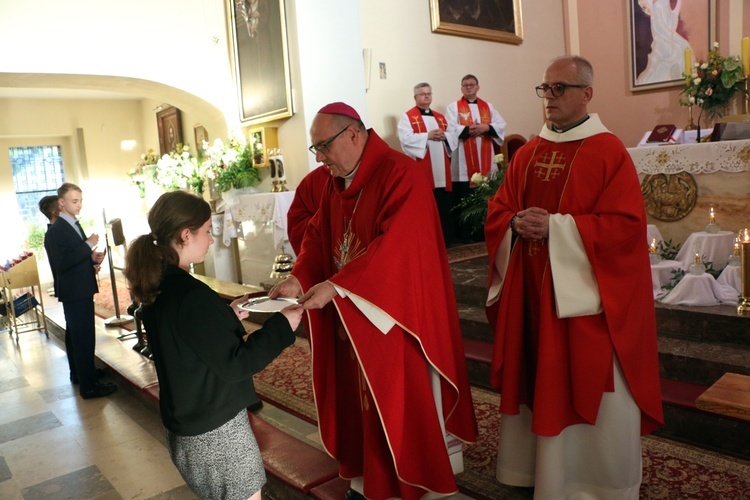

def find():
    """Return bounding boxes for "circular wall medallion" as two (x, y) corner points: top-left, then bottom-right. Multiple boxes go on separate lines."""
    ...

(640, 172), (698, 222)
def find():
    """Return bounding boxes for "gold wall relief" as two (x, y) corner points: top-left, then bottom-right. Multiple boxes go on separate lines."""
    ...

(640, 172), (698, 222)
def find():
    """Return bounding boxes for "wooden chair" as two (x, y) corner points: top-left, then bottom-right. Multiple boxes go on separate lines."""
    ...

(501, 133), (527, 164)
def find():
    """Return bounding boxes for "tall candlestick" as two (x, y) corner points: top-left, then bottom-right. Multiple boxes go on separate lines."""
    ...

(684, 48), (693, 75)
(739, 228), (750, 316)
(742, 37), (750, 76)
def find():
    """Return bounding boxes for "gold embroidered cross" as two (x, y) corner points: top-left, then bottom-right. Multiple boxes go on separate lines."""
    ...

(534, 152), (566, 181)
(528, 239), (545, 256)
(411, 115), (424, 131)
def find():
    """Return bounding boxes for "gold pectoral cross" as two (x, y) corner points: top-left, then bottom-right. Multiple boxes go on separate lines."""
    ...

(534, 152), (566, 181)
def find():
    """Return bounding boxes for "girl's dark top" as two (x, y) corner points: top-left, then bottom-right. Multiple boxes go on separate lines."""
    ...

(142, 265), (295, 436)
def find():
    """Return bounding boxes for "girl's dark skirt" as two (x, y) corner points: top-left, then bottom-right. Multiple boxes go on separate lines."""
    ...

(166, 410), (265, 499)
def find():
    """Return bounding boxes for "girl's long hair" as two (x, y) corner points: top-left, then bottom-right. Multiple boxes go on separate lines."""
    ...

(124, 191), (211, 304)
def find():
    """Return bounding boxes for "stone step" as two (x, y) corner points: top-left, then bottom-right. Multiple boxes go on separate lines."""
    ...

(655, 302), (750, 347)
(658, 336), (750, 386)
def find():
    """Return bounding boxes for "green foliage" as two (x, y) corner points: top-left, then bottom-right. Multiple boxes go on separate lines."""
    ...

(453, 166), (507, 237)
(215, 145), (260, 192)
(25, 224), (46, 254)
(657, 239), (681, 261)
(680, 44), (747, 120)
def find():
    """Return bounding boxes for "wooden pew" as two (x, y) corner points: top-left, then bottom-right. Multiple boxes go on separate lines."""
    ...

(696, 372), (750, 421)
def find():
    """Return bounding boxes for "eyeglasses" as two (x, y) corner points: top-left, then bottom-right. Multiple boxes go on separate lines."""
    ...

(535, 83), (587, 98)
(416, 92), (432, 97)
(461, 83), (477, 88)
(308, 126), (349, 154)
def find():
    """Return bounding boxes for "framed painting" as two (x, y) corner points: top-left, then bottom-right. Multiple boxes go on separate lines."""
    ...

(156, 106), (183, 156)
(429, 0), (523, 45)
(228, 0), (293, 125)
(628, 0), (715, 92)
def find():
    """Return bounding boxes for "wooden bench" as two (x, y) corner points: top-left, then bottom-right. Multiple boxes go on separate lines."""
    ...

(696, 372), (750, 421)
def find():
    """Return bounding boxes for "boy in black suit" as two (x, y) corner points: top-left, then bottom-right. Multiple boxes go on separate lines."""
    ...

(45, 183), (116, 399)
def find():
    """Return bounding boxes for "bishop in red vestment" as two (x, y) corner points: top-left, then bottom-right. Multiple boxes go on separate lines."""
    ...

(484, 57), (663, 498)
(287, 165), (330, 255)
(271, 102), (477, 500)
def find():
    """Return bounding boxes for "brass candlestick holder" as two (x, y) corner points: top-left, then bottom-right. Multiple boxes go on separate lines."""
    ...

(738, 229), (750, 316)
(685, 105), (697, 131)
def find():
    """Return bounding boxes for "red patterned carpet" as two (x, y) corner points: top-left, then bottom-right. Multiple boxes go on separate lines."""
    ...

(254, 338), (750, 499)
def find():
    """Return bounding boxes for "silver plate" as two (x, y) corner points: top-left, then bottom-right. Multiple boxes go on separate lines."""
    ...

(238, 296), (298, 313)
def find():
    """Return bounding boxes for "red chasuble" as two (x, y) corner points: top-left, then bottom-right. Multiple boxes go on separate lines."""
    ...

(484, 118), (663, 437)
(457, 97), (494, 178)
(286, 165), (330, 255)
(293, 131), (477, 498)
(405, 106), (452, 191)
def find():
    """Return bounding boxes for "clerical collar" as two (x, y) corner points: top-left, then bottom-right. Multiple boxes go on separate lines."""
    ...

(462, 97), (477, 104)
(550, 114), (590, 133)
(343, 162), (361, 189)
(418, 108), (432, 116)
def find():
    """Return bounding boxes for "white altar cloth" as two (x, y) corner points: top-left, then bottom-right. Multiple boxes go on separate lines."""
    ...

(651, 260), (682, 298)
(627, 139), (750, 175)
(674, 231), (736, 271)
(717, 265), (741, 294)
(221, 191), (296, 248)
(659, 273), (739, 306)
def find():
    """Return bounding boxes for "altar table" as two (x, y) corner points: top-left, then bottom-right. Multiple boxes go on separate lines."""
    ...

(627, 139), (750, 175)
(221, 191), (296, 248)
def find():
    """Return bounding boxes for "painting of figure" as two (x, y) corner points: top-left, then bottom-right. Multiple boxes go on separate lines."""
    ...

(430, 0), (523, 44)
(630, 0), (711, 91)
(230, 0), (293, 124)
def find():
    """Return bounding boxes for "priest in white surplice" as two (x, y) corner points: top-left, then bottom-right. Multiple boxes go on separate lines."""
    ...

(447, 74), (506, 242)
(397, 82), (458, 245)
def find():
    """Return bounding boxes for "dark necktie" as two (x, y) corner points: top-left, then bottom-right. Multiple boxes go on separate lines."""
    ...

(75, 220), (86, 240)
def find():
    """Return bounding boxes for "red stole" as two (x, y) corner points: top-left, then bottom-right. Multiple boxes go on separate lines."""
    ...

(405, 106), (452, 192)
(457, 97), (493, 178)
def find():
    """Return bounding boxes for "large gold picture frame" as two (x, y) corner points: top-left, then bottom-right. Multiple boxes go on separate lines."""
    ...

(429, 0), (523, 45)
(227, 0), (293, 124)
(628, 0), (715, 92)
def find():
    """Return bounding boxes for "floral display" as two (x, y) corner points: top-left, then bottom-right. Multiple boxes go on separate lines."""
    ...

(127, 149), (158, 198)
(455, 154), (506, 236)
(155, 143), (206, 194)
(202, 129), (260, 193)
(680, 42), (746, 121)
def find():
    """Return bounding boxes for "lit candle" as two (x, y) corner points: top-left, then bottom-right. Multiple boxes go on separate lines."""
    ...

(742, 37), (750, 76)
(650, 238), (657, 253)
(709, 205), (716, 223)
(740, 228), (750, 316)
(734, 238), (741, 255)
(684, 48), (693, 75)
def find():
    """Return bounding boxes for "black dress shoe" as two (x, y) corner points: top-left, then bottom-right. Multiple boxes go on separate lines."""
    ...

(70, 368), (107, 385)
(345, 489), (366, 500)
(247, 400), (264, 413)
(81, 382), (117, 399)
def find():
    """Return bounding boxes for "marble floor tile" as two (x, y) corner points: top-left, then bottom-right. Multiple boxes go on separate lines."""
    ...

(0, 454), (11, 482)
(0, 387), (49, 426)
(0, 376), (29, 395)
(0, 411), (62, 445)
(0, 425), (92, 488)
(20, 465), (118, 500)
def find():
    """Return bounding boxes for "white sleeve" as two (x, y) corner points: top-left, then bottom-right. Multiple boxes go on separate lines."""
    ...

(446, 101), (465, 137)
(397, 113), (428, 160)
(489, 104), (507, 146)
(548, 213), (602, 317)
(332, 284), (396, 334)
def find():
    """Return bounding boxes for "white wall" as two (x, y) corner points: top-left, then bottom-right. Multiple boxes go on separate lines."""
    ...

(359, 0), (564, 147)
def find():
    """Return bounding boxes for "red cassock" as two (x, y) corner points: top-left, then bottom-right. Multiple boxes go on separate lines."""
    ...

(484, 127), (664, 437)
(287, 165), (330, 255)
(293, 130), (477, 498)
